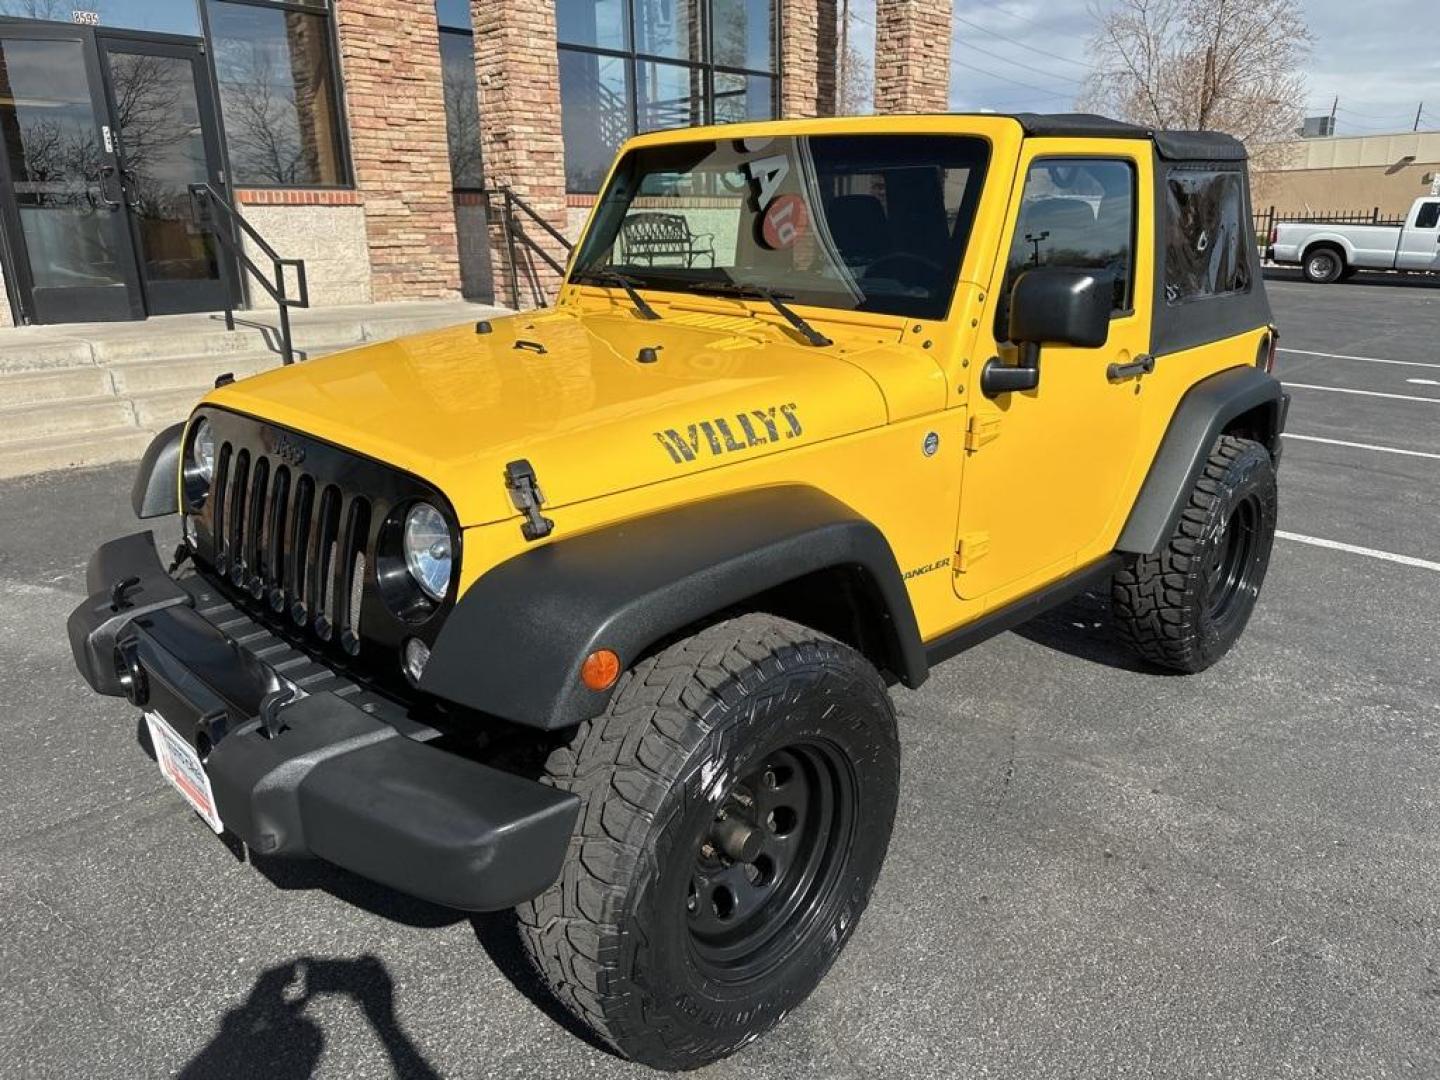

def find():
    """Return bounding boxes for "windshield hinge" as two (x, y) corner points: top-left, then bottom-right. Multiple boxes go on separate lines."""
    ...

(504, 459), (554, 541)
(953, 532), (991, 574)
(965, 413), (1001, 453)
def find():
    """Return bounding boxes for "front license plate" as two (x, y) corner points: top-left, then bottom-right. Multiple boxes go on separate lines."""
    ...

(144, 710), (224, 834)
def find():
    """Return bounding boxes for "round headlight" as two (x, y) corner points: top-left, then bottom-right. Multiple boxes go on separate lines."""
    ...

(190, 417), (215, 484)
(403, 502), (453, 602)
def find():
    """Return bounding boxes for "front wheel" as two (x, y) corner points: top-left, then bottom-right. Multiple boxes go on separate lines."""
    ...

(1112, 435), (1277, 673)
(517, 614), (900, 1071)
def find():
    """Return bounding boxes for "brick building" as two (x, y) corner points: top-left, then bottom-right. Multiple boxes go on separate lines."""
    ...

(0, 0), (952, 325)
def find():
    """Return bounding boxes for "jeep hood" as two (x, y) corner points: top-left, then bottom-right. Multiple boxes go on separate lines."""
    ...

(205, 308), (891, 526)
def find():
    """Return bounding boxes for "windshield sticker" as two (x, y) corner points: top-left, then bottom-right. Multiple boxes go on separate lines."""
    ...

(742, 154), (791, 208)
(654, 403), (802, 464)
(761, 194), (807, 250)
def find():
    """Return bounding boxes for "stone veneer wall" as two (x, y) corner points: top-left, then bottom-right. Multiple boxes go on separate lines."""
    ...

(472, 0), (571, 308)
(780, 0), (836, 118)
(333, 0), (461, 300)
(236, 190), (372, 307)
(873, 0), (951, 113)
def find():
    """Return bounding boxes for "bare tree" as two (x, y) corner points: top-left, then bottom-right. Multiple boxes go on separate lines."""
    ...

(835, 1), (873, 115)
(1080, 0), (1311, 168)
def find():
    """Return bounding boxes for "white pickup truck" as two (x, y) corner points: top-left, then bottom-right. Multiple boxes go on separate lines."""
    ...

(1267, 195), (1440, 283)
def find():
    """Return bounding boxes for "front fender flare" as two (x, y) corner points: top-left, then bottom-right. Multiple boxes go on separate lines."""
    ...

(1116, 365), (1287, 555)
(418, 486), (926, 730)
(131, 422), (184, 518)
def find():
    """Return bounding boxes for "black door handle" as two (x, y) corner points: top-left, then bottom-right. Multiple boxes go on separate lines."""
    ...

(1107, 354), (1155, 382)
(119, 166), (141, 211)
(97, 164), (122, 210)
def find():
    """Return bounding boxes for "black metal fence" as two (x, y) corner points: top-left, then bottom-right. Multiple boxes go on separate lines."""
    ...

(1253, 205), (1406, 242)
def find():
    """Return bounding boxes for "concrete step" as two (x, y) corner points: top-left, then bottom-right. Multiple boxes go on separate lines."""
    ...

(0, 307), (477, 371)
(0, 395), (137, 446)
(0, 425), (156, 481)
(0, 366), (114, 407)
(131, 387), (214, 429)
(0, 339), (97, 374)
(108, 344), (346, 395)
(0, 300), (501, 477)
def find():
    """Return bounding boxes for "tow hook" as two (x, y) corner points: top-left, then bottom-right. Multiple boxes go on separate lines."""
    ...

(114, 637), (148, 707)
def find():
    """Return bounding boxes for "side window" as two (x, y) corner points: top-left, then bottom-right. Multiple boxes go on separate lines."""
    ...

(998, 157), (1136, 334)
(1164, 168), (1250, 304)
(1416, 201), (1440, 230)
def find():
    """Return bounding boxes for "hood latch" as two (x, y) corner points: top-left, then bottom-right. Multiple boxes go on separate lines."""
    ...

(504, 459), (554, 541)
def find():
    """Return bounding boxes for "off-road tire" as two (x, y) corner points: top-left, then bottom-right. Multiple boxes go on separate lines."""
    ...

(1303, 246), (1345, 284)
(516, 614), (900, 1071)
(1112, 435), (1277, 673)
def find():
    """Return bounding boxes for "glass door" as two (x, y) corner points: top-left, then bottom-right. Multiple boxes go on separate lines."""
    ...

(0, 26), (143, 322)
(97, 35), (232, 317)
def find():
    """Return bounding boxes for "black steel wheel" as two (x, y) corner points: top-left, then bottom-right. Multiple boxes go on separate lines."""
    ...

(518, 614), (899, 1071)
(1203, 492), (1262, 623)
(1112, 435), (1277, 673)
(684, 742), (857, 983)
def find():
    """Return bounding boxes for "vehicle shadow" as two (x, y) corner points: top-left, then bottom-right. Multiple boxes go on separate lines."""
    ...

(1263, 266), (1440, 289)
(469, 909), (619, 1057)
(1010, 587), (1172, 675)
(178, 955), (443, 1079)
(247, 852), (468, 930)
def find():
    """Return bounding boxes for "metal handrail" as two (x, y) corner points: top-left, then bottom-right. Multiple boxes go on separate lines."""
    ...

(189, 183), (310, 365)
(488, 187), (573, 310)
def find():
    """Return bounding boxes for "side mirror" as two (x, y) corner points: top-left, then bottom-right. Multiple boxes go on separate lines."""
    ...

(982, 269), (1113, 396)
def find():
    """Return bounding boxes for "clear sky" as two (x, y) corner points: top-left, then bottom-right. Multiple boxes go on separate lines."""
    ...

(849, 0), (1439, 135)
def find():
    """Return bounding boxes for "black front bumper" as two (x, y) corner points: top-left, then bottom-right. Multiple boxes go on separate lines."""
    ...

(67, 532), (579, 912)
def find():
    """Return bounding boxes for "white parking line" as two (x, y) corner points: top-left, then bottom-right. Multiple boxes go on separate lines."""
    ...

(1279, 347), (1440, 370)
(1282, 433), (1440, 460)
(1277, 532), (1440, 574)
(1285, 382), (1440, 404)
(1407, 378), (1440, 386)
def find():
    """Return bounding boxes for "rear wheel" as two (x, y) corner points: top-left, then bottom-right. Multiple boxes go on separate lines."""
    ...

(1303, 246), (1344, 283)
(1111, 435), (1277, 673)
(517, 614), (899, 1071)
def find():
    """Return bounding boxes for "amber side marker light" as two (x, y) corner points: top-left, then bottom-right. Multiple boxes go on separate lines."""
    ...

(581, 649), (621, 691)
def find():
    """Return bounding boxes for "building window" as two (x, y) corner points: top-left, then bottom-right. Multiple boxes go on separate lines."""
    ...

(207, 0), (349, 187)
(0, 0), (201, 35)
(436, 1), (482, 190)
(557, 0), (779, 193)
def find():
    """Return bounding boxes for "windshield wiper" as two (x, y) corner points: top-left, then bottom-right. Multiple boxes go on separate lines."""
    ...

(684, 282), (832, 347)
(580, 269), (660, 321)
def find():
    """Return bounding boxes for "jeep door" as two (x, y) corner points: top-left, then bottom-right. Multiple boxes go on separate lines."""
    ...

(953, 143), (1153, 603)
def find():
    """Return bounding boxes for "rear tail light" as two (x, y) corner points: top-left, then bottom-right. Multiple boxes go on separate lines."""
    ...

(1268, 226), (1277, 246)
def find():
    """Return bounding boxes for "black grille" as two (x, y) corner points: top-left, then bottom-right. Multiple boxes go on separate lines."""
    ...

(189, 407), (455, 663)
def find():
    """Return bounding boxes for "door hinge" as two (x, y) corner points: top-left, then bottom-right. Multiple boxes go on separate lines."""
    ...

(953, 532), (991, 574)
(965, 413), (1001, 452)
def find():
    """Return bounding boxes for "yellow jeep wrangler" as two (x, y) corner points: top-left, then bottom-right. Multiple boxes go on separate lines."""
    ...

(69, 113), (1287, 1070)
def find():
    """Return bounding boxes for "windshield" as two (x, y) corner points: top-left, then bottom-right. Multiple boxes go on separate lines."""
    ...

(570, 134), (990, 320)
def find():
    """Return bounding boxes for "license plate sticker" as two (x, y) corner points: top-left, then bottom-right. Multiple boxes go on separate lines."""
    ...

(144, 711), (224, 834)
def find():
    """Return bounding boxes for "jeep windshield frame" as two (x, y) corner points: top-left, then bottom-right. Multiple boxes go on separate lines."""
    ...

(570, 133), (991, 321)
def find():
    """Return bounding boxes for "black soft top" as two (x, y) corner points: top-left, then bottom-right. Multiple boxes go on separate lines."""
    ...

(1008, 113), (1247, 162)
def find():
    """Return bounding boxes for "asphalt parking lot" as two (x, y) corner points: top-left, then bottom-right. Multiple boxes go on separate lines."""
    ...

(1, 273), (1437, 1079)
